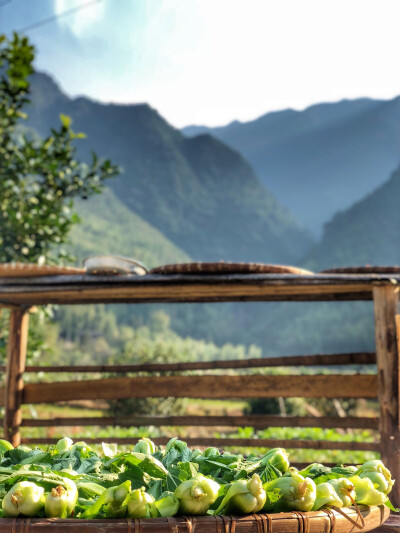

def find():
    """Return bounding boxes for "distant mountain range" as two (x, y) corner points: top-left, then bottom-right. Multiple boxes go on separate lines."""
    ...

(27, 72), (313, 266)
(183, 98), (400, 236)
(305, 164), (400, 270)
(23, 72), (400, 355)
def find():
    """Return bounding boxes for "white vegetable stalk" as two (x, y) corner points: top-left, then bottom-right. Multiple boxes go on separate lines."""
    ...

(357, 460), (394, 495)
(3, 481), (45, 517)
(56, 437), (73, 455)
(264, 472), (316, 512)
(312, 483), (343, 511)
(214, 474), (266, 514)
(124, 488), (156, 518)
(45, 486), (69, 518)
(328, 478), (356, 507)
(174, 475), (220, 515)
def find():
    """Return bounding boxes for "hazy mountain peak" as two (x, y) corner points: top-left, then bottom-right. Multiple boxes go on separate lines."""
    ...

(304, 164), (400, 270)
(27, 71), (313, 265)
(182, 95), (400, 236)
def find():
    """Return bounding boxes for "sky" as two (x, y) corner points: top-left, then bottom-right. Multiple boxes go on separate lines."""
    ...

(1, 0), (400, 127)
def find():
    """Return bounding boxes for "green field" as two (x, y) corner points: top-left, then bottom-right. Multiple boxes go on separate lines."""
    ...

(19, 399), (378, 465)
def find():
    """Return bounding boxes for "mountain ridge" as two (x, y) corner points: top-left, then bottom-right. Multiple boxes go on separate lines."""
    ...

(24, 72), (395, 356)
(183, 97), (383, 136)
(304, 163), (400, 270)
(183, 96), (400, 235)
(27, 71), (313, 264)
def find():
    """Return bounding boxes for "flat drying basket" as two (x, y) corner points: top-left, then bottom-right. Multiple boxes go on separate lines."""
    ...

(0, 505), (389, 533)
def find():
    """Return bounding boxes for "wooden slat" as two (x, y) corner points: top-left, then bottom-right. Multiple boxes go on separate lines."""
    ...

(2, 352), (375, 374)
(374, 514), (400, 533)
(154, 437), (382, 452)
(0, 272), (391, 306)
(0, 303), (23, 310)
(0, 289), (374, 305)
(21, 436), (380, 451)
(21, 414), (379, 430)
(373, 286), (400, 508)
(0, 388), (6, 408)
(22, 374), (378, 404)
(4, 309), (29, 446)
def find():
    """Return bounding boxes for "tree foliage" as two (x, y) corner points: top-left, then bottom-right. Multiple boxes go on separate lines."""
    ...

(0, 33), (120, 364)
(0, 33), (119, 264)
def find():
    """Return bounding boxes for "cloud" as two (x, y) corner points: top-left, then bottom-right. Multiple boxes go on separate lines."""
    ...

(54, 0), (106, 36)
(3, 0), (400, 127)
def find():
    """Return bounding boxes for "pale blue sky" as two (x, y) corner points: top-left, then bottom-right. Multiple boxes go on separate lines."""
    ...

(1, 0), (400, 127)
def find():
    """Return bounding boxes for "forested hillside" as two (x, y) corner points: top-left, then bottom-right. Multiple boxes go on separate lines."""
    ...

(183, 98), (400, 234)
(27, 72), (313, 264)
(24, 72), (398, 357)
(305, 165), (400, 270)
(71, 188), (189, 268)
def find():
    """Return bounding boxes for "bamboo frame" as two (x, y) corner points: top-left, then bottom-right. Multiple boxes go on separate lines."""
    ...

(0, 505), (390, 533)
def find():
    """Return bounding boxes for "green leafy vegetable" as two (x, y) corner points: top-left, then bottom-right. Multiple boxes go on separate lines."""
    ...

(328, 478), (356, 507)
(263, 472), (316, 512)
(124, 488), (156, 518)
(312, 482), (343, 510)
(0, 437), (393, 519)
(134, 439), (156, 455)
(174, 474), (220, 515)
(214, 474), (266, 514)
(56, 438), (73, 455)
(349, 476), (388, 506)
(153, 491), (179, 517)
(82, 480), (131, 519)
(357, 460), (394, 495)
(45, 485), (69, 518)
(3, 481), (45, 517)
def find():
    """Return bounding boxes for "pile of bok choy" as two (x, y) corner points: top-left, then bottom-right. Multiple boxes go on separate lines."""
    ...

(0, 437), (394, 519)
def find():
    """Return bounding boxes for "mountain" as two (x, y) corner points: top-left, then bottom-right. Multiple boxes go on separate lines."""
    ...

(26, 72), (383, 357)
(183, 98), (400, 235)
(27, 72), (313, 264)
(305, 165), (400, 270)
(70, 188), (190, 269)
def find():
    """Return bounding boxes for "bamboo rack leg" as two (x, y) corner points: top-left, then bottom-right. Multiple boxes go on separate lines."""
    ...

(373, 286), (400, 508)
(4, 309), (29, 446)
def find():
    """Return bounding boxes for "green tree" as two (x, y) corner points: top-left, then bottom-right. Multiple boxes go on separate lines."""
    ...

(0, 33), (119, 264)
(0, 33), (119, 363)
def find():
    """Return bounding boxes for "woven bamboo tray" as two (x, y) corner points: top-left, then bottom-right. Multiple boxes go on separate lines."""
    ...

(0, 264), (85, 278)
(150, 262), (314, 275)
(0, 505), (389, 533)
(320, 266), (400, 274)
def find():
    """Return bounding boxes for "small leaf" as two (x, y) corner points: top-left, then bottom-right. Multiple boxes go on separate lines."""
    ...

(59, 114), (72, 128)
(385, 499), (400, 512)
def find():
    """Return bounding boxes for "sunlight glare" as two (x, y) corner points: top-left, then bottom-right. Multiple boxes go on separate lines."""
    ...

(54, 0), (105, 35)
